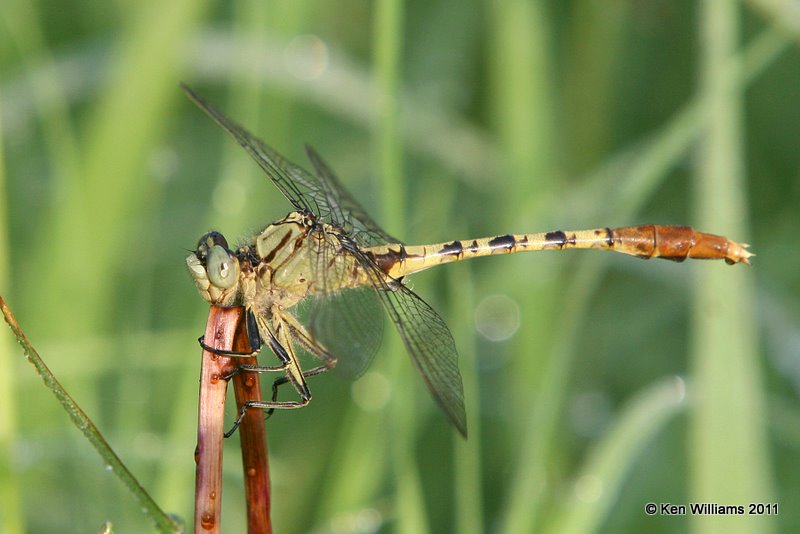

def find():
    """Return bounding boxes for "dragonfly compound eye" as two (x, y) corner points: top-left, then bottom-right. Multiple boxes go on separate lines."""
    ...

(196, 231), (230, 255)
(206, 244), (240, 289)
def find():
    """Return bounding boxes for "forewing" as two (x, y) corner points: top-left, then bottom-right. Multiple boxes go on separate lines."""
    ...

(183, 86), (462, 428)
(304, 145), (400, 246)
(183, 85), (399, 247)
(183, 84), (321, 215)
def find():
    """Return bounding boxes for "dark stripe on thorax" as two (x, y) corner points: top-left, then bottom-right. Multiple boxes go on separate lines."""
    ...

(271, 227), (310, 272)
(261, 229), (294, 264)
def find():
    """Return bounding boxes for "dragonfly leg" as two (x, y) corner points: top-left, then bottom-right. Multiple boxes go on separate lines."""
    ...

(266, 363), (333, 418)
(261, 312), (339, 416)
(225, 311), (341, 435)
(198, 308), (264, 357)
(226, 321), (317, 436)
(221, 361), (290, 381)
(224, 311), (314, 436)
(224, 364), (313, 437)
(198, 335), (261, 357)
(224, 396), (310, 438)
(223, 313), (296, 380)
(281, 311), (338, 368)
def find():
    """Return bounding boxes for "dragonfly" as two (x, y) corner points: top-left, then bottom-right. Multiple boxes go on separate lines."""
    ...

(183, 85), (752, 437)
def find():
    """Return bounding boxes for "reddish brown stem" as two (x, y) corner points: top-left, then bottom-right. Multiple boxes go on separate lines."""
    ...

(194, 306), (272, 534)
(230, 315), (272, 533)
(194, 306), (240, 533)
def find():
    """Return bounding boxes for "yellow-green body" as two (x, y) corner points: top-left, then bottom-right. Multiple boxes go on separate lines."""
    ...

(182, 85), (752, 437)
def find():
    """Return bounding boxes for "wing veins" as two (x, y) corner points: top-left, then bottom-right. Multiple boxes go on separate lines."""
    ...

(353, 250), (467, 436)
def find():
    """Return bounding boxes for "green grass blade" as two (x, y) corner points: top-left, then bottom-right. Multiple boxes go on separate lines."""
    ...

(746, 0), (800, 34)
(690, 2), (775, 532)
(0, 85), (25, 534)
(374, 0), (406, 234)
(315, 404), (391, 521)
(499, 23), (787, 534)
(560, 27), (789, 228)
(1, 0), (83, 199)
(0, 297), (182, 533)
(29, 0), (206, 338)
(374, 1), (430, 532)
(450, 265), (484, 534)
(544, 379), (688, 534)
(487, 3), (560, 533)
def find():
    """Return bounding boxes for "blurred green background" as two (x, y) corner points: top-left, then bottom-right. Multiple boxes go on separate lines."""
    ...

(1, 0), (798, 532)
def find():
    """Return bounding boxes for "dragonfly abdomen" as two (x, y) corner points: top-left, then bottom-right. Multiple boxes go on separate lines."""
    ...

(370, 225), (752, 279)
(605, 225), (752, 264)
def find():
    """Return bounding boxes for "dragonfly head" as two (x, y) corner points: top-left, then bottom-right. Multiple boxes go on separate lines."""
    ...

(186, 231), (241, 305)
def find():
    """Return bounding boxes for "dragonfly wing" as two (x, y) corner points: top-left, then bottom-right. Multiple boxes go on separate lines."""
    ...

(304, 145), (400, 246)
(182, 84), (322, 215)
(185, 87), (464, 432)
(183, 85), (399, 247)
(374, 278), (467, 437)
(307, 229), (466, 435)
(297, 229), (385, 379)
(309, 287), (384, 379)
